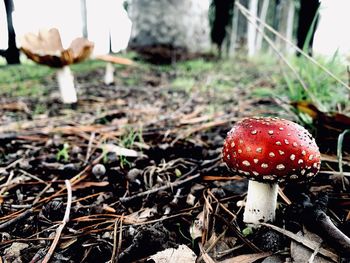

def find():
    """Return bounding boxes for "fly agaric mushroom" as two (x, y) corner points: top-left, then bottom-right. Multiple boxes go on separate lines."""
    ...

(222, 117), (321, 224)
(20, 28), (94, 104)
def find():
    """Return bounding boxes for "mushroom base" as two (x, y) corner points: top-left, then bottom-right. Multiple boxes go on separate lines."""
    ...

(243, 180), (278, 225)
(104, 62), (115, 85)
(57, 66), (77, 104)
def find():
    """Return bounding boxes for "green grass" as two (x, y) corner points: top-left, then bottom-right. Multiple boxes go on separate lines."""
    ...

(0, 59), (109, 98)
(280, 54), (349, 112)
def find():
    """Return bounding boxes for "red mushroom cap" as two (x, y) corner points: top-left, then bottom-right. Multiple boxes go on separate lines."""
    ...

(222, 117), (321, 183)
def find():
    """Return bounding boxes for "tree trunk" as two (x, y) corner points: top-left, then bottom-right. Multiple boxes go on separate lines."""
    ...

(275, 0), (295, 54)
(80, 0), (88, 39)
(296, 0), (320, 55)
(210, 0), (234, 56)
(128, 0), (211, 63)
(247, 0), (258, 56)
(3, 0), (20, 64)
(255, 0), (270, 53)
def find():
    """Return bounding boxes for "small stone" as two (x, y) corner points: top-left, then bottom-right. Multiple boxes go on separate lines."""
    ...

(92, 164), (106, 177)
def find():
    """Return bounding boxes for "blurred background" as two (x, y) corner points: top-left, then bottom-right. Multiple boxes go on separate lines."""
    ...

(1, 0), (350, 64)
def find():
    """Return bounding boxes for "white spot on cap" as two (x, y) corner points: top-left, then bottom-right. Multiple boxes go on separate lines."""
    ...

(242, 160), (251, 167)
(253, 159), (259, 164)
(261, 163), (268, 168)
(239, 139), (243, 144)
(246, 147), (252, 152)
(231, 142), (235, 147)
(301, 169), (306, 175)
(269, 152), (275, 157)
(251, 130), (257, 135)
(256, 147), (262, 153)
(276, 164), (285, 170)
(313, 162), (318, 168)
(252, 171), (259, 176)
(276, 141), (282, 145)
(268, 130), (274, 135)
(302, 150), (306, 156)
(279, 150), (285, 155)
(279, 127), (284, 131)
(238, 149), (242, 153)
(243, 171), (250, 176)
(309, 155), (314, 160)
(263, 175), (274, 180)
(284, 139), (289, 145)
(290, 154), (296, 161)
(298, 159), (304, 164)
(307, 172), (314, 177)
(227, 155), (230, 160)
(292, 142), (298, 147)
(290, 175), (298, 179)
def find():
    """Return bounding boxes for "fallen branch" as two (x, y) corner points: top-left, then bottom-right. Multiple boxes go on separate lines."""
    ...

(261, 223), (339, 262)
(42, 180), (72, 263)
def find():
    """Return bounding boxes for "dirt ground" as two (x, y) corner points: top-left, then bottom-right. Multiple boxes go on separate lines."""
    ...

(0, 57), (349, 262)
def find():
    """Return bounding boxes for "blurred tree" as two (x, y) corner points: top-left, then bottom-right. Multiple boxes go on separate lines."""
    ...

(80, 0), (88, 38)
(0, 0), (20, 64)
(296, 0), (320, 55)
(128, 0), (211, 63)
(210, 0), (234, 56)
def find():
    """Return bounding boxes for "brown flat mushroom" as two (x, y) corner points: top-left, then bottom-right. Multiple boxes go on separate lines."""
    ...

(222, 117), (321, 224)
(20, 28), (94, 104)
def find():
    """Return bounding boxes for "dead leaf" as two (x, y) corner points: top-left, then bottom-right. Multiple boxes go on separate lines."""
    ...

(219, 252), (272, 263)
(190, 211), (204, 239)
(149, 244), (196, 263)
(3, 242), (29, 263)
(291, 229), (334, 263)
(102, 204), (116, 213)
(101, 144), (140, 157)
(59, 238), (78, 249)
(291, 101), (350, 152)
(124, 207), (158, 224)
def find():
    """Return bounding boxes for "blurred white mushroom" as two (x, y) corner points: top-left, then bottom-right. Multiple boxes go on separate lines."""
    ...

(95, 54), (133, 85)
(20, 28), (94, 104)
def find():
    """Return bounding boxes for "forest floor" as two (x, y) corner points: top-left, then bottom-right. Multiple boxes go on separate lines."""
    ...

(0, 54), (349, 262)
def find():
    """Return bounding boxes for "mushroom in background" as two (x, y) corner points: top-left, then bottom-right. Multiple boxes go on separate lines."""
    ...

(20, 28), (94, 104)
(222, 117), (321, 225)
(95, 54), (133, 85)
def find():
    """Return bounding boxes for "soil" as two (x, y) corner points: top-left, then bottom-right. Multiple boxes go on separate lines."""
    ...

(0, 57), (349, 262)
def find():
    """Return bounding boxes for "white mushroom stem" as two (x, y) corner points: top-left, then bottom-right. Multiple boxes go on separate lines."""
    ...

(56, 66), (77, 104)
(243, 180), (278, 224)
(104, 62), (115, 85)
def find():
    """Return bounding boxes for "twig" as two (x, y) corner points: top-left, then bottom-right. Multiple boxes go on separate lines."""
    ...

(0, 208), (33, 231)
(42, 180), (72, 263)
(0, 170), (15, 196)
(120, 173), (200, 203)
(215, 214), (262, 253)
(84, 132), (96, 165)
(308, 242), (322, 263)
(116, 214), (124, 261)
(111, 219), (120, 263)
(261, 223), (339, 262)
